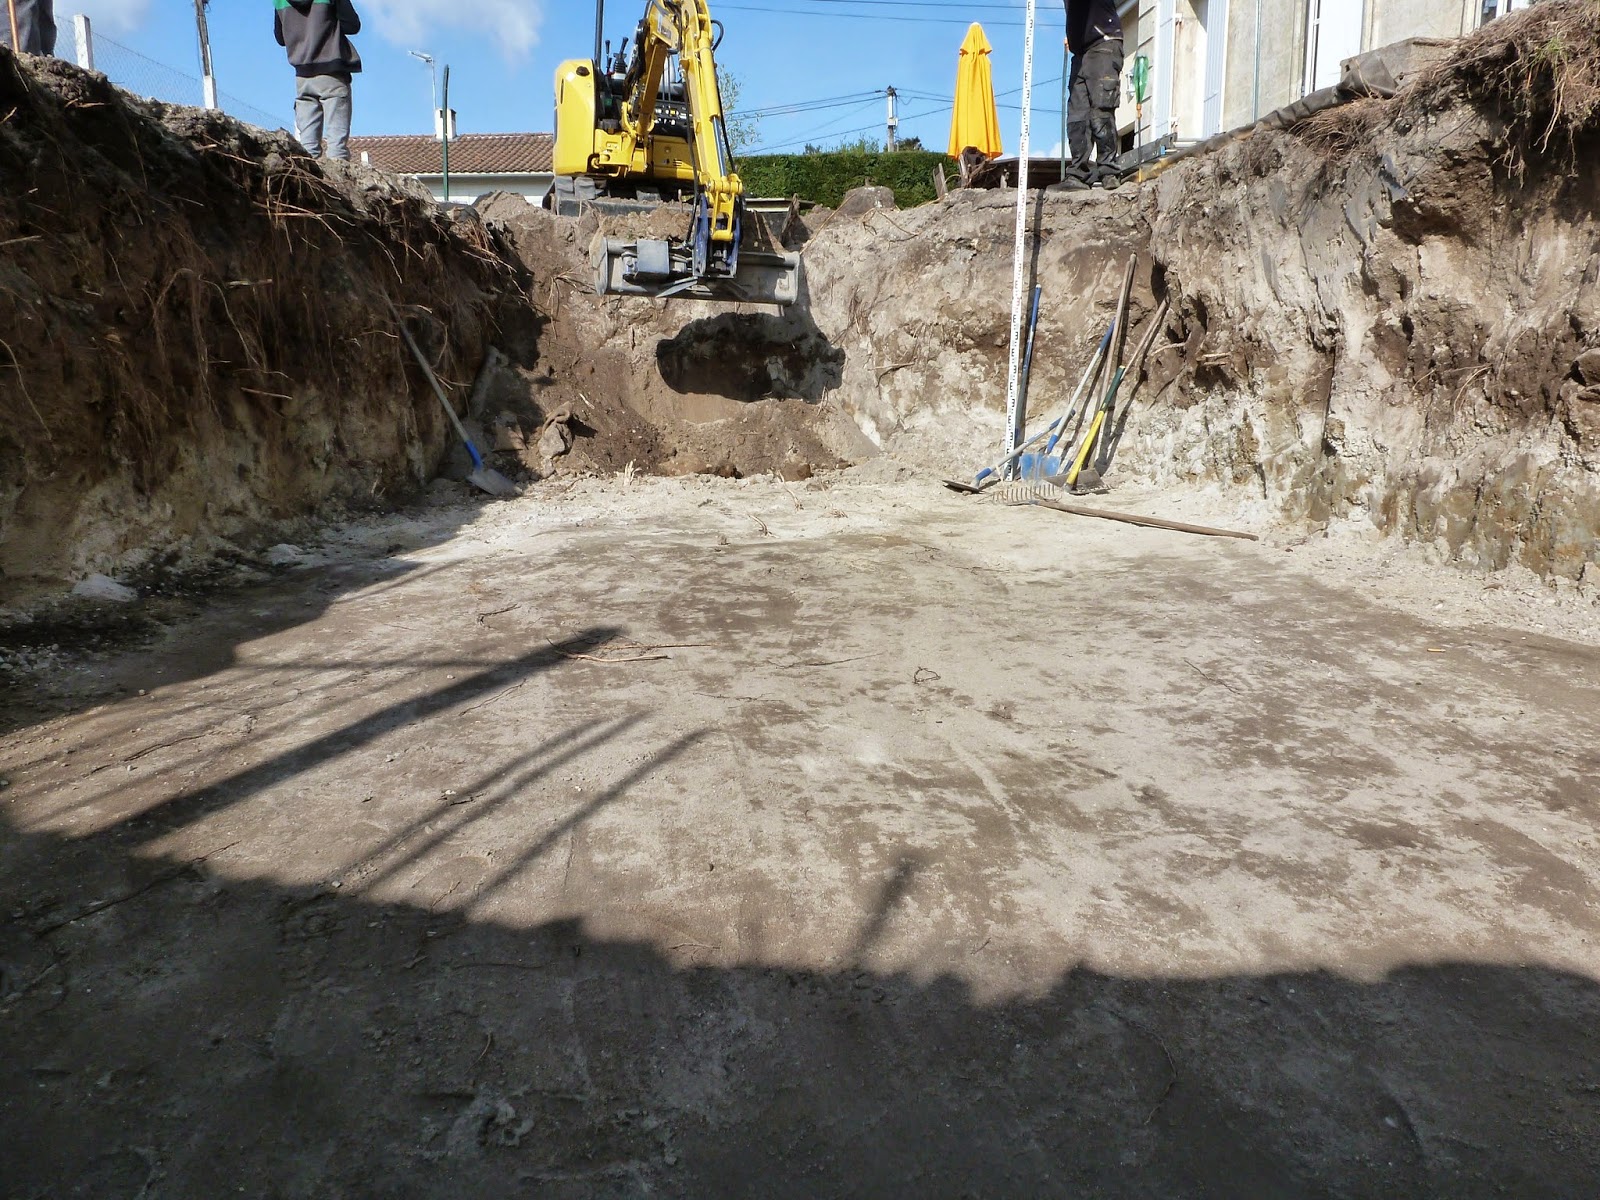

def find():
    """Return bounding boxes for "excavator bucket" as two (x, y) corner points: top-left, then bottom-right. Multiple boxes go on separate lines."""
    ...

(593, 236), (803, 307)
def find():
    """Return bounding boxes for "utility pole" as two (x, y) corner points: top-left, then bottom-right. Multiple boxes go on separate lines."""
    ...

(886, 86), (898, 152)
(440, 64), (452, 203)
(193, 0), (217, 110)
(594, 0), (605, 64)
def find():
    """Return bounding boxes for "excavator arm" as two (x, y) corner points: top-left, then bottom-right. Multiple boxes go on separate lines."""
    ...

(554, 0), (801, 306)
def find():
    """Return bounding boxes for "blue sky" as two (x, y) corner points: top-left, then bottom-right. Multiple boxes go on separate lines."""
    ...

(76, 0), (1075, 154)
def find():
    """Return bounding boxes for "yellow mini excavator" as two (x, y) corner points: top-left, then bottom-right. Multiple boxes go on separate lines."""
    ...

(553, 0), (802, 306)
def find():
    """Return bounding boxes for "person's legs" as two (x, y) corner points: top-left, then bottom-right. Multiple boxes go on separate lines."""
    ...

(1086, 38), (1125, 181)
(1066, 52), (1092, 175)
(7, 0), (57, 54)
(320, 76), (352, 162)
(35, 0), (56, 55)
(294, 76), (325, 157)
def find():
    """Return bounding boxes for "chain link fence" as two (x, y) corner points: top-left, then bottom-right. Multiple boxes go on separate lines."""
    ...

(74, 17), (285, 132)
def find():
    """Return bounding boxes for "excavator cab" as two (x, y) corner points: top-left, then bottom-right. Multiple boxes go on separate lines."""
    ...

(553, 0), (802, 307)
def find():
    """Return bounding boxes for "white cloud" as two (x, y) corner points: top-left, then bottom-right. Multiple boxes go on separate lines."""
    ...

(74, 0), (153, 36)
(363, 0), (544, 59)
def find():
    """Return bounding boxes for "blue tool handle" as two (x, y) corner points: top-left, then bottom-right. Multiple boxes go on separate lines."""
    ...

(464, 441), (485, 471)
(1045, 325), (1115, 456)
(1020, 286), (1042, 386)
(974, 415), (1063, 485)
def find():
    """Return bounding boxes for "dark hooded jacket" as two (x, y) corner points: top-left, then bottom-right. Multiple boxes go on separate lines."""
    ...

(274, 0), (362, 78)
(1065, 0), (1122, 55)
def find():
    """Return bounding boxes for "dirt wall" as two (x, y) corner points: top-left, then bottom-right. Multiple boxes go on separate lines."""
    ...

(6, 7), (1599, 588)
(1135, 89), (1600, 580)
(480, 201), (874, 480)
(788, 5), (1600, 580)
(0, 52), (513, 587)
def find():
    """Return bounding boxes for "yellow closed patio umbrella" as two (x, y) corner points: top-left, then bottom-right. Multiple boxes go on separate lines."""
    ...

(949, 22), (1002, 159)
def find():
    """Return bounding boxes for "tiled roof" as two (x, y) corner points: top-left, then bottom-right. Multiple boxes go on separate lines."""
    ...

(348, 132), (554, 175)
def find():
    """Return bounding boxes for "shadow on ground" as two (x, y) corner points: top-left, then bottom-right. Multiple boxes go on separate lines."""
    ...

(5, 515), (1600, 1197)
(0, 497), (506, 739)
(2, 629), (1596, 1196)
(655, 271), (844, 403)
(4, 830), (1597, 1198)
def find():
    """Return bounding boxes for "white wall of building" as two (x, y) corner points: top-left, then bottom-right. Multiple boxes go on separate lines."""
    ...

(1209, 0), (1529, 144)
(1102, 0), (1527, 158)
(411, 174), (554, 206)
(1114, 2), (1153, 147)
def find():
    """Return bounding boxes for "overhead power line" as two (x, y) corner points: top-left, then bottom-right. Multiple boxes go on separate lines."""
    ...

(901, 76), (1063, 111)
(750, 100), (948, 155)
(733, 89), (885, 119)
(750, 96), (889, 153)
(740, 68), (1072, 155)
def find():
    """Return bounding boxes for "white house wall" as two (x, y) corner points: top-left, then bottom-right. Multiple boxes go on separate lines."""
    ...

(414, 174), (555, 205)
(1212, 0), (1499, 138)
(1101, 0), (1496, 157)
(1370, 0), (1483, 45)
(1114, 2), (1152, 142)
(1221, 0), (1308, 130)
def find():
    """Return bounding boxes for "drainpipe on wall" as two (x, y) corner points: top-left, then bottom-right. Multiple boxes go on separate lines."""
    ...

(1060, 0), (1069, 180)
(1251, 0), (1262, 120)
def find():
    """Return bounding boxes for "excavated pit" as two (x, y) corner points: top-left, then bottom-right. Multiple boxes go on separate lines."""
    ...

(4, 9), (1600, 1197)
(655, 312), (844, 403)
(3, 3), (1600, 595)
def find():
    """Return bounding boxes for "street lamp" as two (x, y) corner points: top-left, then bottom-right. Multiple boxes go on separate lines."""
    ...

(408, 50), (437, 134)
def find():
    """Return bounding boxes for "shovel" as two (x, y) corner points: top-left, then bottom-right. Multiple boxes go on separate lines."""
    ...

(944, 323), (1113, 495)
(388, 300), (521, 498)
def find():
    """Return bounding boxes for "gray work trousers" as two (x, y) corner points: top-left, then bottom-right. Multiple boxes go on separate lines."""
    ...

(295, 73), (352, 161)
(1067, 37), (1123, 177)
(1, 0), (57, 55)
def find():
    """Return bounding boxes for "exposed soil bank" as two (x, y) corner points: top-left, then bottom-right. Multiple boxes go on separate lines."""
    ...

(478, 200), (873, 482)
(789, 5), (1600, 580)
(0, 52), (514, 589)
(6, 6), (1599, 591)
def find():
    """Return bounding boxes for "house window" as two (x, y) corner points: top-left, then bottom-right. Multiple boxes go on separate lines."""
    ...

(1304, 0), (1364, 95)
(1480, 0), (1526, 23)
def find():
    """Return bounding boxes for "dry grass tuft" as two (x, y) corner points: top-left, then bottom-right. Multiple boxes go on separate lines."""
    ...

(1295, 97), (1390, 159)
(1410, 0), (1600, 174)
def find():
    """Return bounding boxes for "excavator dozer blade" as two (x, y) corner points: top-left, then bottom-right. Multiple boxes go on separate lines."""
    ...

(593, 237), (802, 307)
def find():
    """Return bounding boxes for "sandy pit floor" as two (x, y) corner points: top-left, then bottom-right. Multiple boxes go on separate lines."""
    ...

(3, 472), (1599, 1197)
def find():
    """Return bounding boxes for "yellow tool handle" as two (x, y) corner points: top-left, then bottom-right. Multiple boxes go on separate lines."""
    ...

(1065, 411), (1106, 487)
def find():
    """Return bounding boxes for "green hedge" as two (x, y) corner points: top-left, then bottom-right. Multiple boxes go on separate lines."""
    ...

(736, 150), (947, 209)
